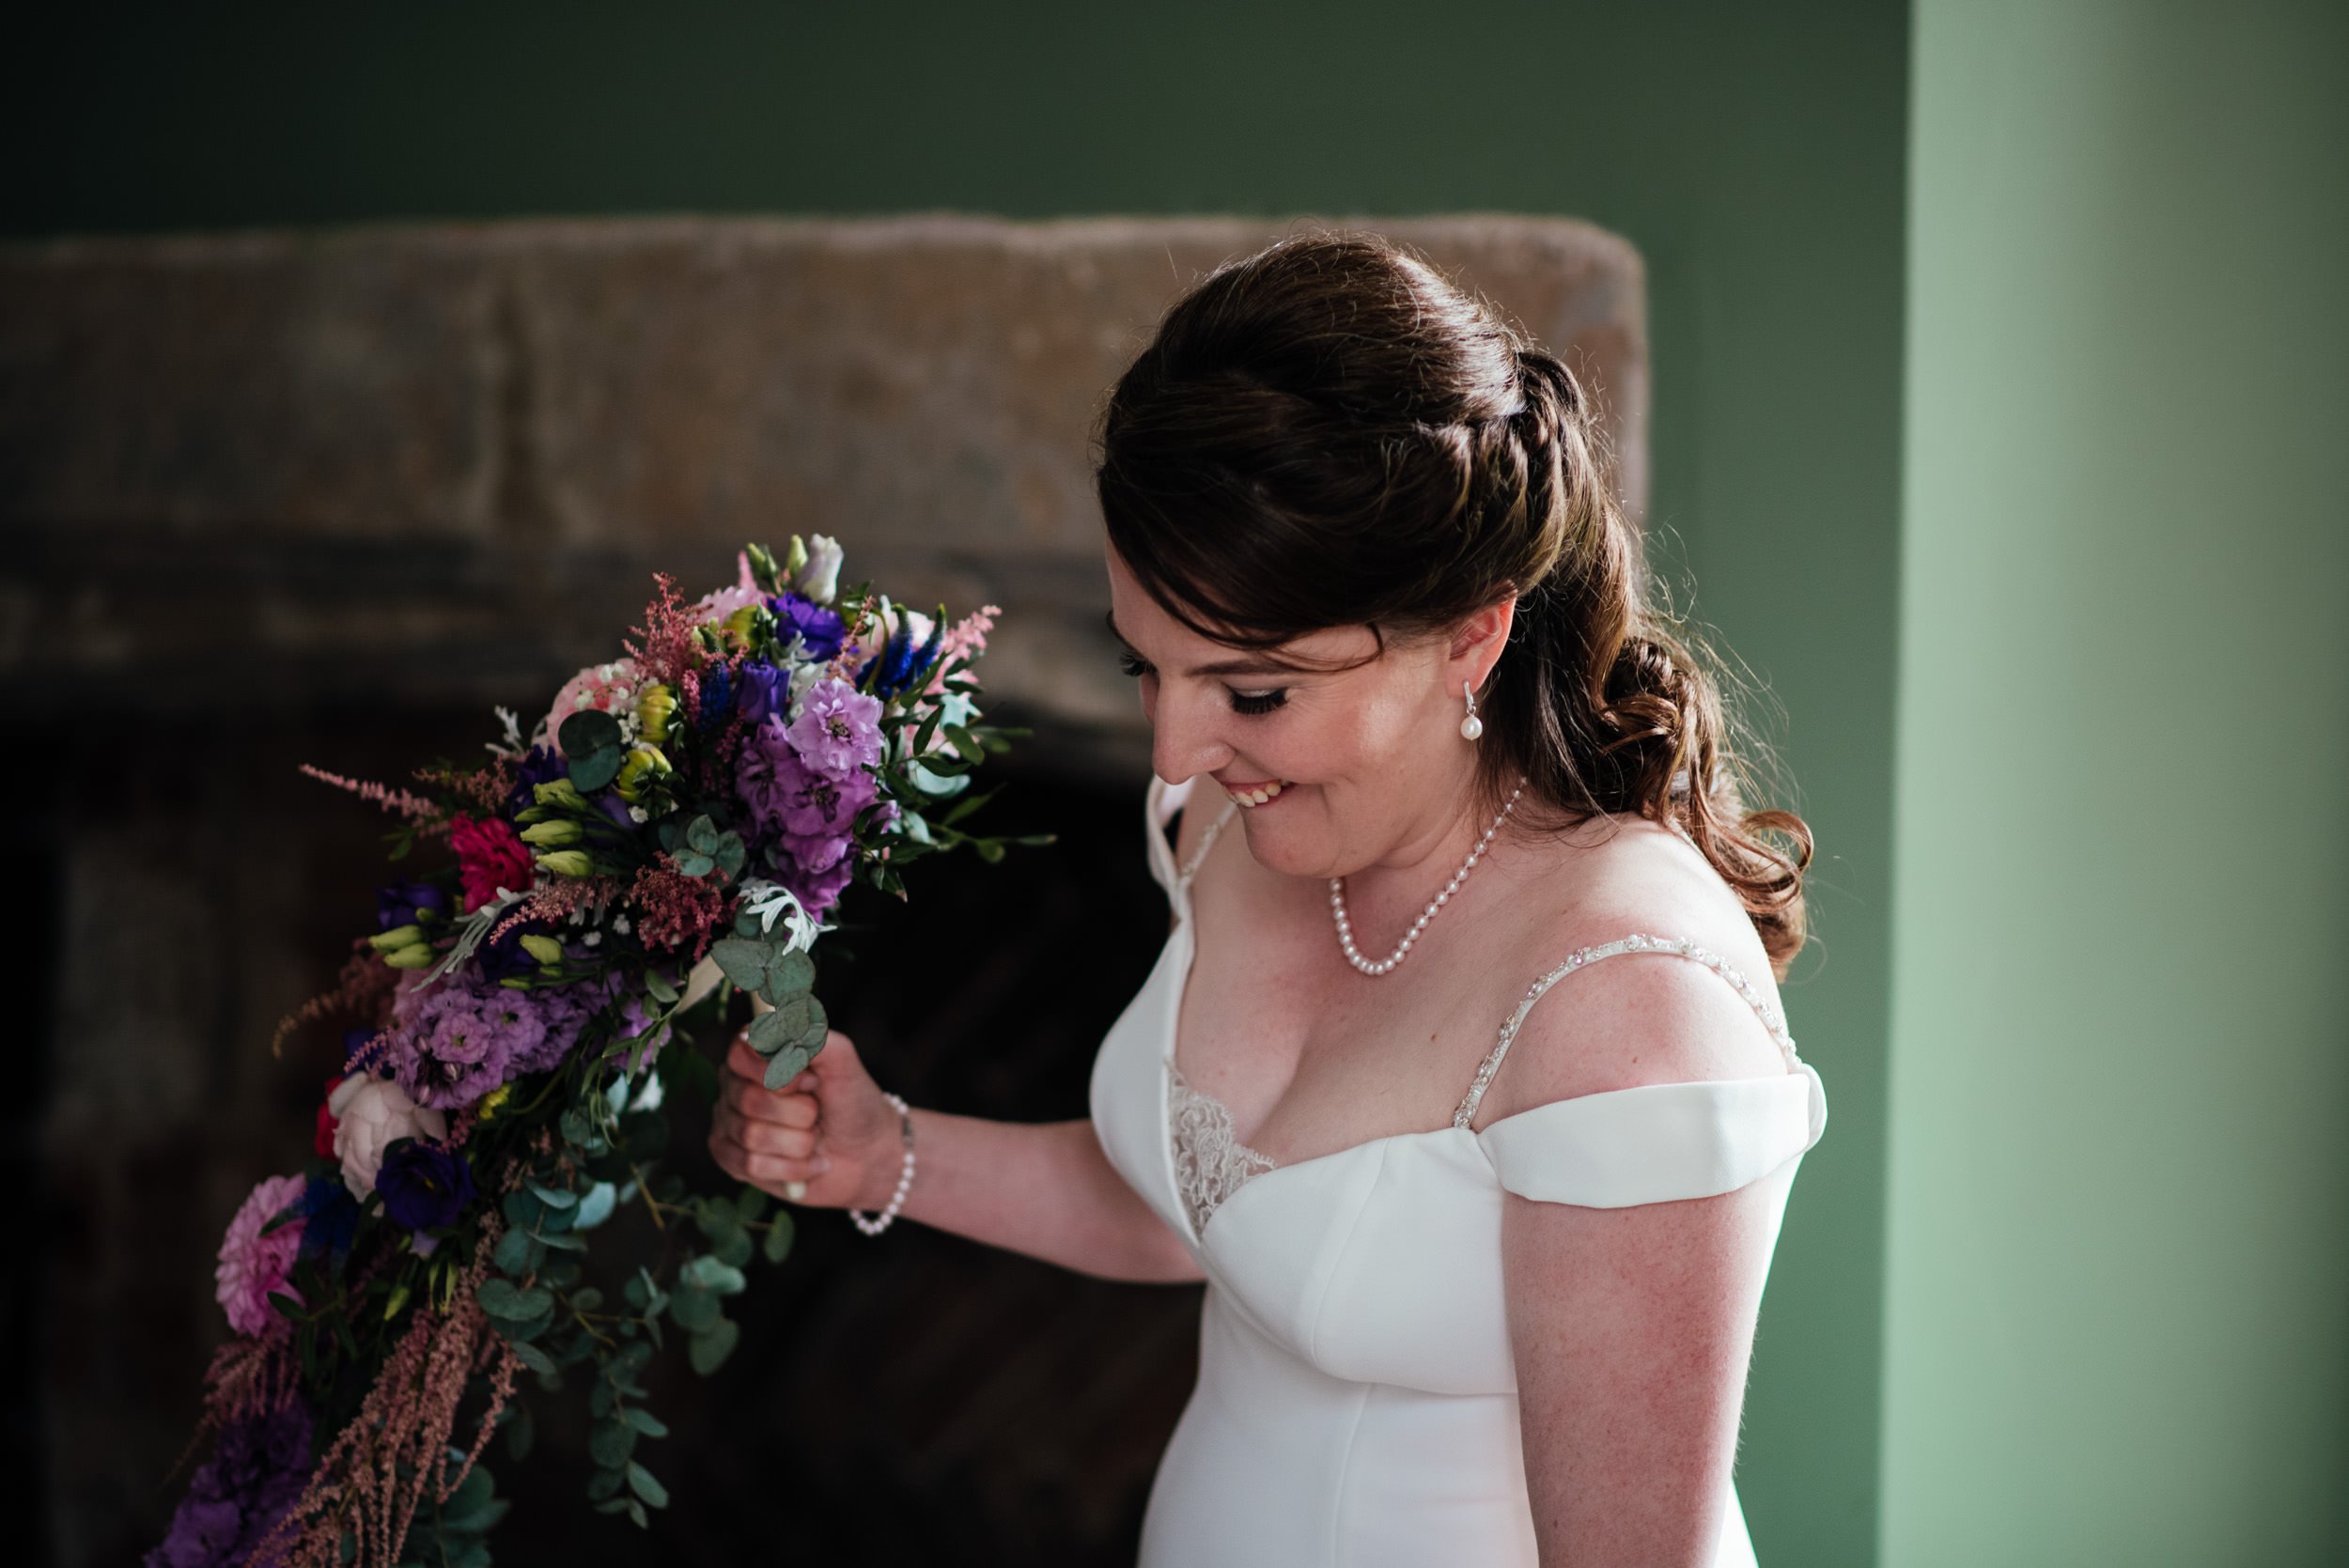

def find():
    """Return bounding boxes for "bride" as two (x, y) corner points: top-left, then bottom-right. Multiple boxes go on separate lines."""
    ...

(710, 233), (1827, 1567)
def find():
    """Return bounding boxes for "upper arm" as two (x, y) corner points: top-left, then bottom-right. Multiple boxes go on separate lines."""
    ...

(1486, 940), (1796, 1564)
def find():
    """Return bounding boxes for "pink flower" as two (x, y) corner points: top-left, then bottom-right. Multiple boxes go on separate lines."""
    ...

(540, 659), (642, 755)
(692, 552), (767, 627)
(449, 814), (532, 912)
(214, 1174), (307, 1337)
(328, 1075), (449, 1200)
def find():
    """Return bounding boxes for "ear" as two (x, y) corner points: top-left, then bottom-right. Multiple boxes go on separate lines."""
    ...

(1447, 594), (1517, 691)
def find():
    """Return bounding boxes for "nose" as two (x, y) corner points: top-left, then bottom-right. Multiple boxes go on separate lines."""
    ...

(1149, 684), (1235, 786)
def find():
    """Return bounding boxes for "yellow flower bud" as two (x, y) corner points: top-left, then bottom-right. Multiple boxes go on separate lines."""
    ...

(533, 778), (587, 810)
(382, 944), (437, 970)
(520, 818), (582, 846)
(537, 848), (593, 877)
(614, 745), (673, 804)
(520, 934), (567, 967)
(636, 683), (677, 744)
(368, 924), (428, 953)
(474, 1085), (513, 1125)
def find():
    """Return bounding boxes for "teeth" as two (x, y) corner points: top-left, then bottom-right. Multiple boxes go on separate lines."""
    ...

(1228, 780), (1287, 808)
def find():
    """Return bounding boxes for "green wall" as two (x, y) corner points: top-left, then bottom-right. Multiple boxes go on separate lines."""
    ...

(9, 5), (1907, 1561)
(1885, 2), (2349, 1562)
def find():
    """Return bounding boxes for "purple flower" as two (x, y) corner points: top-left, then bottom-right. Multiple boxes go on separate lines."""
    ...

(389, 970), (548, 1110)
(733, 659), (790, 724)
(770, 592), (846, 660)
(505, 744), (569, 816)
(148, 1404), (312, 1568)
(773, 845), (857, 916)
(786, 677), (884, 780)
(505, 972), (626, 1077)
(376, 879), (449, 932)
(377, 1140), (476, 1233)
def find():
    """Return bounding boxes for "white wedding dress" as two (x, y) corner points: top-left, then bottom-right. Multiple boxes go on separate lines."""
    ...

(1089, 777), (1828, 1567)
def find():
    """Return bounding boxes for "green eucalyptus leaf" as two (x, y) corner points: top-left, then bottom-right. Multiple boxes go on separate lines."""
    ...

(558, 710), (622, 757)
(510, 1341), (557, 1377)
(685, 815), (720, 854)
(586, 1467), (624, 1501)
(668, 1284), (720, 1333)
(762, 1043), (816, 1091)
(642, 968), (680, 1006)
(709, 938), (771, 992)
(590, 1419), (637, 1468)
(492, 1228), (537, 1277)
(712, 1225), (754, 1269)
(762, 1210), (796, 1265)
(680, 1255), (746, 1296)
(528, 1183), (577, 1209)
(627, 1462), (670, 1509)
(568, 745), (623, 793)
(673, 849), (715, 877)
(687, 1318), (740, 1376)
(477, 1280), (551, 1322)
(623, 1408), (670, 1438)
(734, 1188), (770, 1222)
(763, 949), (816, 1001)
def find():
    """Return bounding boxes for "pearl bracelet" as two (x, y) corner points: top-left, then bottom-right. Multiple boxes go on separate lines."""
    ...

(848, 1092), (916, 1236)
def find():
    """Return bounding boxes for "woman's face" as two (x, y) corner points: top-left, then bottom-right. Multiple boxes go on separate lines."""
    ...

(1104, 547), (1509, 879)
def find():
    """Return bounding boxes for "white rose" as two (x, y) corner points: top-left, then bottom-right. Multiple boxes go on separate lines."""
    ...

(328, 1075), (449, 1201)
(796, 534), (845, 605)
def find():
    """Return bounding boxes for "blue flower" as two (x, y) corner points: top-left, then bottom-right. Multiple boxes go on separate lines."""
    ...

(376, 1140), (476, 1233)
(770, 592), (846, 661)
(861, 615), (944, 700)
(291, 1176), (358, 1263)
(697, 663), (735, 730)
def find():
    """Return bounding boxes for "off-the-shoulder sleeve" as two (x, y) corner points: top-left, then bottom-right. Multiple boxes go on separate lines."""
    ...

(1476, 1064), (1827, 1207)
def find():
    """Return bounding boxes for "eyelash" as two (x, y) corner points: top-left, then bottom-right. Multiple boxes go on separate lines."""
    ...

(1117, 653), (1288, 716)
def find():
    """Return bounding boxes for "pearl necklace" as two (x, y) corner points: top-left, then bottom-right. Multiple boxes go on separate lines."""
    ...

(1328, 779), (1526, 976)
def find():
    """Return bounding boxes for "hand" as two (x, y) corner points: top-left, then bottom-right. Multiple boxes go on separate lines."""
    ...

(708, 1028), (903, 1210)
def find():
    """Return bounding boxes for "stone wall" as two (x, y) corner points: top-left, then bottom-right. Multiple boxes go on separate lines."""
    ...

(0, 215), (1646, 1564)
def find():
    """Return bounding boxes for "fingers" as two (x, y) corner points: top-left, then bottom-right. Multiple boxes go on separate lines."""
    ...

(711, 1099), (818, 1158)
(725, 1032), (817, 1094)
(719, 1073), (817, 1126)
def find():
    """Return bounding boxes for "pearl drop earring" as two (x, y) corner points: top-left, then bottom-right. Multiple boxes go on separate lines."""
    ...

(1460, 680), (1484, 741)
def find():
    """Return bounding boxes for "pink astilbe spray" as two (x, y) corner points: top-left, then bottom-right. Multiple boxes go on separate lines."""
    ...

(271, 942), (402, 1059)
(416, 757), (516, 815)
(630, 857), (730, 959)
(298, 766), (442, 823)
(624, 571), (710, 689)
(488, 876), (621, 945)
(925, 603), (1001, 696)
(259, 1227), (522, 1568)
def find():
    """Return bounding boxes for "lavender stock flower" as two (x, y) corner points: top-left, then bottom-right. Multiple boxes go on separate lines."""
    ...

(786, 678), (883, 779)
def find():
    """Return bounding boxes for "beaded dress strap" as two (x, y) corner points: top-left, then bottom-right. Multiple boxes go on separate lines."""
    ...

(1175, 798), (1237, 888)
(1452, 934), (1801, 1131)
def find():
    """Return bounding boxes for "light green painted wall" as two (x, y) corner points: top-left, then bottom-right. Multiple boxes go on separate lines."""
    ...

(11, 5), (1907, 1560)
(1885, 3), (2349, 1562)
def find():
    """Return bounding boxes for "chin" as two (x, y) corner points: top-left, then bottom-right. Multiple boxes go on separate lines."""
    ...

(1236, 815), (1334, 880)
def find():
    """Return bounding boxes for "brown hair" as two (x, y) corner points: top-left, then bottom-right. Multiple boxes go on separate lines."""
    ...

(1097, 232), (1812, 971)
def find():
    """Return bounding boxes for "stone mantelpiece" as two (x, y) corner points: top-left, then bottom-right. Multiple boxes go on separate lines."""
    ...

(0, 215), (1646, 771)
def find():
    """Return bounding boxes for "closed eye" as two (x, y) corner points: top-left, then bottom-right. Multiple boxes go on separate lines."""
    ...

(1119, 652), (1285, 716)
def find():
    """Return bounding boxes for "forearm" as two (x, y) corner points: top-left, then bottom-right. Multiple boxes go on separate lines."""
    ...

(892, 1110), (1203, 1283)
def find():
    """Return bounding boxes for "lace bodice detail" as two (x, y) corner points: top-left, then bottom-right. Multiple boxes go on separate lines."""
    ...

(1168, 1063), (1279, 1234)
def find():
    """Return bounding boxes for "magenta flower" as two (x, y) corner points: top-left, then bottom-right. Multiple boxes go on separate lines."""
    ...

(214, 1174), (307, 1337)
(786, 677), (882, 780)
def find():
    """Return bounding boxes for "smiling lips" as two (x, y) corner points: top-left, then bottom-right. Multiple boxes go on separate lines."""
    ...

(1221, 779), (1290, 808)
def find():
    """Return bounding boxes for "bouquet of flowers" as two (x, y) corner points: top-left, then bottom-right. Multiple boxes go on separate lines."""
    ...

(155, 539), (1024, 1567)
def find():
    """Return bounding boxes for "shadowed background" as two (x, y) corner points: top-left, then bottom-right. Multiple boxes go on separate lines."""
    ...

(4, 3), (2342, 1565)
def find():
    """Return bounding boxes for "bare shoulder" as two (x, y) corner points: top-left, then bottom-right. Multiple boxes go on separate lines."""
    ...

(1471, 816), (1792, 1125)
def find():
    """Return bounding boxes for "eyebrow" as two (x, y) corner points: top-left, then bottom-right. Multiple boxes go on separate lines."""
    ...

(1104, 611), (1312, 679)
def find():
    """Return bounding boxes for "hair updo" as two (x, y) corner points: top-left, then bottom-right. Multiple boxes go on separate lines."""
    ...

(1096, 232), (1812, 971)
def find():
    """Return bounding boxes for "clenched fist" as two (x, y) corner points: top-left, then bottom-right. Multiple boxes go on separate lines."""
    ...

(708, 1028), (904, 1210)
